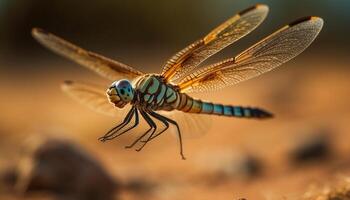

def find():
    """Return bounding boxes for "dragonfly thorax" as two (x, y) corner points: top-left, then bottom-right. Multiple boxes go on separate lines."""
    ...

(107, 79), (134, 108)
(134, 74), (181, 111)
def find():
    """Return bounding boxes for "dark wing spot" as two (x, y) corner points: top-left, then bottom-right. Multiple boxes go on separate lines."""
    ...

(288, 16), (313, 27)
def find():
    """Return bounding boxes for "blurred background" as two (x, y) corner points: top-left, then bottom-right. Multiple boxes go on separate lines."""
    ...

(1, 0), (350, 200)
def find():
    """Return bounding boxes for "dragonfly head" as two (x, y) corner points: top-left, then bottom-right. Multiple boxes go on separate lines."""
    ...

(107, 79), (134, 108)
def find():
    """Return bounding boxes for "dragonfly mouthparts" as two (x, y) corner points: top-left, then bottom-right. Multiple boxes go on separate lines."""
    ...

(106, 87), (118, 96)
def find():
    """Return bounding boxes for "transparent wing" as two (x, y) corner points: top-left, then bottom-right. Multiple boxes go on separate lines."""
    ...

(178, 16), (324, 93)
(32, 28), (144, 80)
(159, 110), (212, 139)
(61, 80), (130, 117)
(161, 4), (269, 82)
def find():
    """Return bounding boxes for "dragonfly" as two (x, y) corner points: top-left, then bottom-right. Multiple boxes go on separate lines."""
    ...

(32, 4), (323, 159)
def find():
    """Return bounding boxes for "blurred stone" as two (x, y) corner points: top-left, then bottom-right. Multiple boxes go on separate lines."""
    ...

(15, 137), (118, 200)
(196, 149), (262, 182)
(0, 166), (17, 191)
(124, 178), (156, 194)
(289, 130), (331, 164)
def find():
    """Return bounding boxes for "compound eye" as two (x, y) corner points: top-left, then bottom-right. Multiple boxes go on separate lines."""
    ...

(120, 89), (125, 95)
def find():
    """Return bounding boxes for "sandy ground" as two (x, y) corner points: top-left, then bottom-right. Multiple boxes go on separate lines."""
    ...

(0, 54), (349, 200)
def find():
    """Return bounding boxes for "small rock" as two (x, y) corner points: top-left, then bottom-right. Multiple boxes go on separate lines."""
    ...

(125, 178), (156, 194)
(0, 166), (17, 191)
(15, 137), (118, 200)
(289, 130), (331, 164)
(196, 149), (262, 182)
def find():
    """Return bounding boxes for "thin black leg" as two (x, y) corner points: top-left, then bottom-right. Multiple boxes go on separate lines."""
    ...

(135, 111), (160, 151)
(136, 111), (169, 151)
(151, 111), (186, 160)
(101, 107), (135, 141)
(125, 109), (156, 149)
(141, 111), (169, 142)
(98, 107), (135, 142)
(106, 108), (139, 140)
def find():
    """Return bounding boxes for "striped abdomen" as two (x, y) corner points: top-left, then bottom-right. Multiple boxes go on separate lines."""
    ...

(176, 94), (273, 119)
(135, 75), (272, 118)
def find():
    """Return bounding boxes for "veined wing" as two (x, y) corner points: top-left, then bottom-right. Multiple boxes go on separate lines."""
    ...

(32, 28), (144, 80)
(178, 16), (323, 93)
(159, 110), (212, 139)
(61, 80), (129, 117)
(161, 4), (269, 82)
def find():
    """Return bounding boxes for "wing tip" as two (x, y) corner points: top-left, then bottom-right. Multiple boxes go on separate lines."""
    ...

(288, 16), (324, 27)
(31, 27), (48, 38)
(310, 16), (324, 29)
(255, 3), (269, 11)
(238, 4), (269, 16)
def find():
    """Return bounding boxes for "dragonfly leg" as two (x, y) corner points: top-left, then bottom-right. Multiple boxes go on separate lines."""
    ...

(100, 107), (135, 141)
(99, 107), (135, 142)
(140, 111), (169, 143)
(136, 112), (169, 151)
(105, 108), (139, 140)
(138, 111), (185, 159)
(151, 111), (186, 160)
(125, 109), (156, 149)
